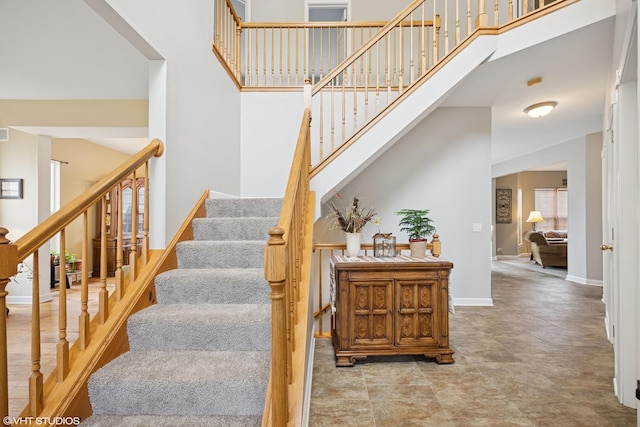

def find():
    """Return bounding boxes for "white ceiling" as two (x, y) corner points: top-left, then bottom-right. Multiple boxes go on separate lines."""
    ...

(441, 17), (614, 169)
(0, 2), (615, 165)
(0, 0), (150, 155)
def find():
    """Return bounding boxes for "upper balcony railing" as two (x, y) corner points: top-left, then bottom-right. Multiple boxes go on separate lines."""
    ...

(214, 0), (569, 170)
(213, 0), (562, 90)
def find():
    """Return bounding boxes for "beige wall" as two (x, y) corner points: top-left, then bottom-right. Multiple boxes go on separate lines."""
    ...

(495, 174), (518, 255)
(0, 130), (136, 300)
(495, 170), (568, 256)
(0, 100), (147, 128)
(52, 138), (131, 272)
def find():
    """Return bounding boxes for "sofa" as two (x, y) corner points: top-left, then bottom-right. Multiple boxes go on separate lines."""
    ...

(525, 231), (568, 268)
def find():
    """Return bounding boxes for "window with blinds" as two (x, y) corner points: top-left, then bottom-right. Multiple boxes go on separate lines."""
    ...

(534, 188), (568, 232)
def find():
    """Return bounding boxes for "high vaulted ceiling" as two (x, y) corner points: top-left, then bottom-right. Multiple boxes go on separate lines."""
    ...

(0, 1), (617, 166)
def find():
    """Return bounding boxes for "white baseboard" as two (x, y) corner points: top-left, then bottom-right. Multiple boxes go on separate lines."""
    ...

(565, 275), (603, 286)
(453, 298), (494, 306)
(7, 293), (54, 304)
(302, 328), (316, 427)
(208, 190), (238, 198)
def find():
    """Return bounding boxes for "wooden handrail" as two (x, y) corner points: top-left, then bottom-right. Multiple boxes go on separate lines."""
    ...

(224, 0), (242, 27)
(241, 19), (433, 29)
(312, 0), (425, 95)
(14, 139), (163, 262)
(263, 107), (313, 426)
(0, 139), (164, 421)
(314, 236), (441, 257)
(214, 0), (575, 91)
(308, 0), (578, 172)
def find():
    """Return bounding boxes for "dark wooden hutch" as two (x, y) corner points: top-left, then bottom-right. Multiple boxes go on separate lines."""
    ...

(92, 177), (145, 276)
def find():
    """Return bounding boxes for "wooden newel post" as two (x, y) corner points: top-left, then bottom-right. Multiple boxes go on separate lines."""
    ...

(430, 234), (441, 258)
(264, 226), (288, 427)
(0, 227), (18, 419)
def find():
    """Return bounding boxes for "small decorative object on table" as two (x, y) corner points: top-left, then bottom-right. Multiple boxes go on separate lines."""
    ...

(327, 193), (377, 257)
(396, 208), (436, 258)
(372, 232), (396, 257)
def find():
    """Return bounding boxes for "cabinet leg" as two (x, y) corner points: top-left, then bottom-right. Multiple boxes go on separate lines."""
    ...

(335, 354), (368, 367)
(431, 352), (455, 364)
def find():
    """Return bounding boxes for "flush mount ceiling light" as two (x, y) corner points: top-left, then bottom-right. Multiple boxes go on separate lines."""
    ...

(524, 101), (557, 118)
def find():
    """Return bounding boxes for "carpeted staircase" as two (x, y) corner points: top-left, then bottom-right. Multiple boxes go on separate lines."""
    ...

(82, 197), (282, 427)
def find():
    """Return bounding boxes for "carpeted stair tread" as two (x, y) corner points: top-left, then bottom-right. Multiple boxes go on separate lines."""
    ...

(85, 197), (277, 421)
(127, 304), (271, 351)
(192, 217), (278, 241)
(82, 414), (261, 427)
(154, 268), (269, 305)
(177, 240), (264, 269)
(206, 198), (282, 218)
(88, 350), (270, 416)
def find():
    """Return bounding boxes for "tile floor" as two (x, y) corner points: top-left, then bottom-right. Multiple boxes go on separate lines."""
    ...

(309, 259), (637, 426)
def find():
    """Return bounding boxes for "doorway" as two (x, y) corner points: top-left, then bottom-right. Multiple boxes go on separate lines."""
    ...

(306, 2), (350, 83)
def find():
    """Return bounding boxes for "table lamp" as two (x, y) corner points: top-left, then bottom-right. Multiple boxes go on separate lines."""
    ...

(526, 210), (544, 231)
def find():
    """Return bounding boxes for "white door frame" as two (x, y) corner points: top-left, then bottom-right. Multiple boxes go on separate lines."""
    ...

(305, 0), (352, 83)
(603, 1), (638, 411)
(304, 0), (351, 22)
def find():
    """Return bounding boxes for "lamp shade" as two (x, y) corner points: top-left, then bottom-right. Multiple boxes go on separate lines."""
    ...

(526, 211), (544, 223)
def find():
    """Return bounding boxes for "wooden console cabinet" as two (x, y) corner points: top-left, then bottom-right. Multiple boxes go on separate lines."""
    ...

(330, 255), (454, 366)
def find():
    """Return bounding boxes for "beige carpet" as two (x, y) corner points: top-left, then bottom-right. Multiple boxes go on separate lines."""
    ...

(498, 256), (568, 279)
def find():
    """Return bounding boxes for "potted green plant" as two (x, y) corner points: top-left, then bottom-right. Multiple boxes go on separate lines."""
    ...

(64, 250), (78, 272)
(396, 209), (436, 258)
(50, 250), (60, 266)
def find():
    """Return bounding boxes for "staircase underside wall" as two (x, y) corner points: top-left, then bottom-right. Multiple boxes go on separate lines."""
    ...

(314, 107), (493, 305)
(309, 35), (498, 211)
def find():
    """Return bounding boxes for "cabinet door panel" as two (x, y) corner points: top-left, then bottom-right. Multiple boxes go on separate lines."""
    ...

(396, 280), (438, 346)
(350, 280), (394, 347)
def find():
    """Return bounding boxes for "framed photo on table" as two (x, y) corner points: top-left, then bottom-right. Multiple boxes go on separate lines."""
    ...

(0, 179), (24, 199)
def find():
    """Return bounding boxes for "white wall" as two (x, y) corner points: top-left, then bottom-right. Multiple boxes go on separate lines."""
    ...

(0, 0), (148, 99)
(105, 0), (242, 242)
(240, 92), (305, 196)
(0, 130), (52, 303)
(315, 107), (493, 305)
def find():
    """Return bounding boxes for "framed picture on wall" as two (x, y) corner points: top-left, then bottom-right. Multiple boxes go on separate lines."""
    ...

(496, 188), (511, 224)
(0, 179), (24, 199)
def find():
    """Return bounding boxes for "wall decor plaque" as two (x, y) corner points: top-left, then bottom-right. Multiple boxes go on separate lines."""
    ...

(496, 188), (512, 224)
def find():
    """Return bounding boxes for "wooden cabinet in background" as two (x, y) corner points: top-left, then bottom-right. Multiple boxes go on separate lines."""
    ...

(331, 255), (454, 367)
(92, 178), (145, 276)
